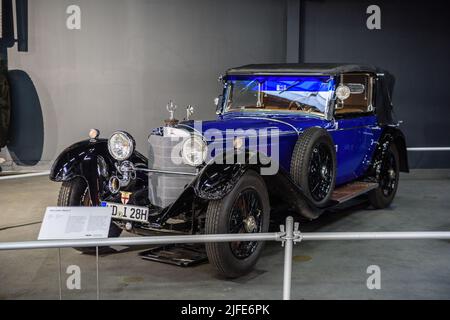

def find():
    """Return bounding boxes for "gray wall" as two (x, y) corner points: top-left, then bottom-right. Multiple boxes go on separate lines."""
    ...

(299, 0), (450, 168)
(2, 0), (287, 168)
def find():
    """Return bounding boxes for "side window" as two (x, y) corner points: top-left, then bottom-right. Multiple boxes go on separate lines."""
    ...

(335, 74), (374, 116)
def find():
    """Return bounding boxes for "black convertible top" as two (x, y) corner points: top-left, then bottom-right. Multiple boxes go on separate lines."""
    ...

(226, 63), (396, 125)
(226, 63), (384, 76)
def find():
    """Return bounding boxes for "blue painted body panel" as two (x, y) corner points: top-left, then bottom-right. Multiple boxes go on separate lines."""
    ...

(182, 111), (382, 186)
(330, 116), (382, 185)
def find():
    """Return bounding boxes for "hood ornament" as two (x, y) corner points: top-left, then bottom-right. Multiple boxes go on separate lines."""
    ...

(164, 100), (179, 127)
(186, 105), (194, 121)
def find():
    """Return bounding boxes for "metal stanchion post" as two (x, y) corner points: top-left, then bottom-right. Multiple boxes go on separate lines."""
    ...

(57, 248), (62, 300)
(96, 246), (99, 300)
(282, 216), (294, 300)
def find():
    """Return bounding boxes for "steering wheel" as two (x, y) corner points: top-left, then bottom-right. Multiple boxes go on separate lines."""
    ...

(288, 101), (300, 110)
(288, 101), (307, 111)
(288, 101), (315, 113)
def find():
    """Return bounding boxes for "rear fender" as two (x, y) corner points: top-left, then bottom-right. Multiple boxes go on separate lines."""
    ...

(381, 126), (409, 173)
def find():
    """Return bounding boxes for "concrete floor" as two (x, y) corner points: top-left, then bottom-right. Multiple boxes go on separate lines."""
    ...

(1, 170), (450, 300)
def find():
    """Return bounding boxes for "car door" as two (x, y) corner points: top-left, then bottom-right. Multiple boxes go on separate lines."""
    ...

(329, 73), (379, 186)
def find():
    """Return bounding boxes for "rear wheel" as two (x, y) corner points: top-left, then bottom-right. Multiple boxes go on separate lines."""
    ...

(205, 171), (270, 278)
(57, 177), (122, 254)
(368, 144), (400, 209)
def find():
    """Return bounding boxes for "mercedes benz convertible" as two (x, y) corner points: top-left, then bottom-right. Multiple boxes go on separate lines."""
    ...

(50, 64), (408, 278)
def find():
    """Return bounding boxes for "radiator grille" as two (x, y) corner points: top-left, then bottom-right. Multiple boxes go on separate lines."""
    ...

(148, 134), (196, 208)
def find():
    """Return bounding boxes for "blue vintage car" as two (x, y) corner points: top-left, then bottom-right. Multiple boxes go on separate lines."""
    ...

(50, 64), (408, 278)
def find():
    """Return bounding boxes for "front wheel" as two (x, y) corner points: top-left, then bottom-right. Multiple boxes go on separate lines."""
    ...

(205, 171), (270, 278)
(57, 177), (122, 254)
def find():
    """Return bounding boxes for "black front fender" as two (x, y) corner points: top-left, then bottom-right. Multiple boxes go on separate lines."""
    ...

(193, 151), (325, 220)
(50, 139), (147, 205)
(194, 162), (248, 200)
(193, 150), (273, 200)
(50, 139), (108, 181)
(194, 162), (324, 220)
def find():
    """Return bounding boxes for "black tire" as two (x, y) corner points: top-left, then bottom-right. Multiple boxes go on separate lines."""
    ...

(205, 170), (270, 278)
(7, 70), (44, 165)
(0, 71), (10, 148)
(57, 177), (122, 254)
(290, 127), (336, 207)
(368, 144), (400, 209)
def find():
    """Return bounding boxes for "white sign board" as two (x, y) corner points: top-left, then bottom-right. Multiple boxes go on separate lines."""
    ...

(38, 207), (113, 240)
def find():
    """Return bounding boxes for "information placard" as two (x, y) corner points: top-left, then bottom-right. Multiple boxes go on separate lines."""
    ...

(38, 207), (113, 240)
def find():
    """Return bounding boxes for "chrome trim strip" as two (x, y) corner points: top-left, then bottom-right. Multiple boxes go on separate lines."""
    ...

(326, 125), (380, 132)
(231, 116), (301, 134)
(407, 147), (450, 152)
(0, 171), (50, 181)
(239, 72), (330, 76)
(176, 123), (203, 135)
(203, 131), (298, 143)
(136, 168), (197, 176)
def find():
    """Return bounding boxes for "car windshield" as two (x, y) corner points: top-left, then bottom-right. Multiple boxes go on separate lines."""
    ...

(223, 75), (335, 116)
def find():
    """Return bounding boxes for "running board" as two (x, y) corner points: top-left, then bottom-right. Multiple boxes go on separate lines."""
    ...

(331, 181), (378, 203)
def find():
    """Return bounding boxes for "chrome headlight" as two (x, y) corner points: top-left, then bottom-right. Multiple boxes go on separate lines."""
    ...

(181, 135), (207, 166)
(108, 131), (135, 161)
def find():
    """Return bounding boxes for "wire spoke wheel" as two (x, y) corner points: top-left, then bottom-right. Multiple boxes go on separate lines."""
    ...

(80, 187), (92, 206)
(380, 148), (398, 197)
(308, 143), (333, 202)
(57, 177), (122, 253)
(368, 143), (400, 209)
(205, 170), (269, 278)
(290, 127), (336, 208)
(229, 189), (263, 259)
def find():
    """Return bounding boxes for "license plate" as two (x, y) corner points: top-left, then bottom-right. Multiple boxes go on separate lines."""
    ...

(101, 202), (149, 224)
